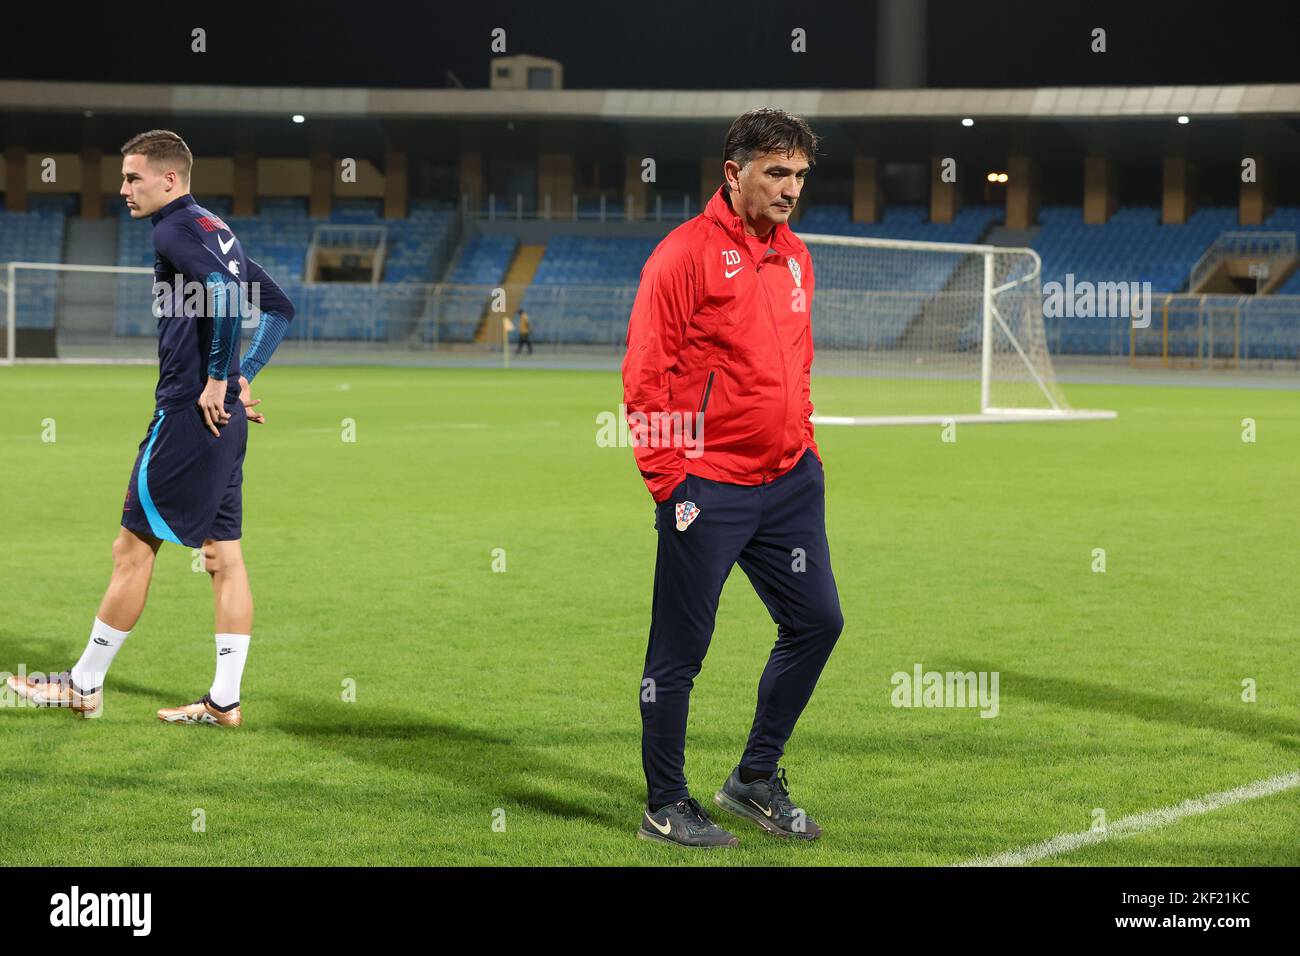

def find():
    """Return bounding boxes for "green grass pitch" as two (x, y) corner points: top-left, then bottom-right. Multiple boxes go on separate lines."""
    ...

(1, 363), (1297, 865)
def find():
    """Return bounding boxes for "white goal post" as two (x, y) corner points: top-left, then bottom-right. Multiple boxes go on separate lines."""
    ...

(3, 262), (156, 365)
(0, 269), (7, 366)
(798, 234), (1117, 425)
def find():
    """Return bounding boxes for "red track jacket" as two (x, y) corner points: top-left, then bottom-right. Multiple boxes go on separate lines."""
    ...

(622, 185), (819, 503)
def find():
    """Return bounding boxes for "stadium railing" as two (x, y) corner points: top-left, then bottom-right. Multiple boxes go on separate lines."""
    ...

(1189, 232), (1297, 292)
(1130, 293), (1300, 367)
(462, 192), (697, 222)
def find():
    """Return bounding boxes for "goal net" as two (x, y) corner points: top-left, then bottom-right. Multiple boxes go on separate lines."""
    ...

(3, 263), (157, 364)
(800, 234), (1116, 424)
(0, 262), (560, 364)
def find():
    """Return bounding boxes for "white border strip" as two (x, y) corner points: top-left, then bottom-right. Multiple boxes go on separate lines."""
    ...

(956, 770), (1300, 867)
(800, 232), (1012, 256)
(6, 262), (154, 275)
(4, 80), (1298, 121)
(813, 410), (1118, 425)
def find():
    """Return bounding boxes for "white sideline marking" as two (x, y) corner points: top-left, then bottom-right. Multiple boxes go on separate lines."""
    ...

(296, 423), (490, 433)
(956, 770), (1300, 867)
(813, 410), (1117, 426)
(401, 423), (488, 429)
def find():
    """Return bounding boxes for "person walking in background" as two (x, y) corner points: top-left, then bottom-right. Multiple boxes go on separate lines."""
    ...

(515, 307), (533, 355)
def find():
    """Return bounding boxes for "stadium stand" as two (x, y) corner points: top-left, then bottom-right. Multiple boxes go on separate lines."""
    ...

(798, 204), (999, 245)
(519, 235), (657, 345)
(1034, 206), (1300, 356)
(113, 197), (459, 343)
(0, 197), (71, 330)
(513, 209), (1000, 348)
(1, 189), (1293, 358)
(423, 234), (521, 344)
(447, 234), (518, 284)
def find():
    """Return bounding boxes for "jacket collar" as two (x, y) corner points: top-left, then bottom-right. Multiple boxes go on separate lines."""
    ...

(704, 185), (799, 255)
(150, 193), (196, 226)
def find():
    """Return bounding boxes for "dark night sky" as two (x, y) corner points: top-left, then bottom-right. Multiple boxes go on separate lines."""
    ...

(4, 0), (1299, 90)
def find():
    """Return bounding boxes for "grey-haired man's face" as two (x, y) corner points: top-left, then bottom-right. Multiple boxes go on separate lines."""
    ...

(725, 148), (810, 232)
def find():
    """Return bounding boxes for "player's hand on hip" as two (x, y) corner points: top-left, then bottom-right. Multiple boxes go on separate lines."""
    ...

(238, 375), (265, 425)
(198, 378), (230, 436)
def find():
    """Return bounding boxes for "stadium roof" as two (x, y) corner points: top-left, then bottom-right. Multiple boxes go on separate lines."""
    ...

(4, 80), (1300, 122)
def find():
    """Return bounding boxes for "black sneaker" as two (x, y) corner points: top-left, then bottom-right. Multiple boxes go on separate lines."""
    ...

(637, 796), (740, 848)
(713, 767), (822, 840)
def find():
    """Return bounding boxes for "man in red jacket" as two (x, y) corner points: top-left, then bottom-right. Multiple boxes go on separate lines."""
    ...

(623, 109), (843, 848)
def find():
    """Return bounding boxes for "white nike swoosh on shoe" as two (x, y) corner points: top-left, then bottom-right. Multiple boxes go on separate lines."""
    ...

(749, 798), (774, 818)
(645, 811), (673, 835)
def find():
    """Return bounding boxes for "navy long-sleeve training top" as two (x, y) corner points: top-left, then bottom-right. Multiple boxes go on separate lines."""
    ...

(149, 194), (295, 410)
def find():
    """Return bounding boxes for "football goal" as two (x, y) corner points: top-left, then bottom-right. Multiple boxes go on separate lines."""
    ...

(3, 262), (156, 364)
(799, 234), (1116, 425)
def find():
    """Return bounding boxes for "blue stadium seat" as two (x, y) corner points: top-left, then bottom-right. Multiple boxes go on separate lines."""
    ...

(447, 234), (518, 285)
(1031, 205), (1298, 355)
(109, 196), (459, 342)
(0, 198), (69, 329)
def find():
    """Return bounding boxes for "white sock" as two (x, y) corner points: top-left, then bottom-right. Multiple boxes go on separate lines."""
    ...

(71, 618), (130, 692)
(209, 633), (250, 708)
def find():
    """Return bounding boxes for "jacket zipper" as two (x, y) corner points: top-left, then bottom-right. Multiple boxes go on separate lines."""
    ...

(750, 246), (789, 483)
(697, 369), (715, 415)
(695, 368), (715, 443)
(713, 213), (796, 484)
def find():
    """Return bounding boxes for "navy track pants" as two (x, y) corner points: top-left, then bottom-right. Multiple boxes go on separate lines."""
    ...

(640, 449), (843, 809)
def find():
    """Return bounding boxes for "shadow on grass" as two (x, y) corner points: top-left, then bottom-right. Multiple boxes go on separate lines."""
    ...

(272, 695), (645, 832)
(98, 676), (195, 702)
(0, 631), (79, 670)
(953, 662), (1300, 752)
(0, 634), (189, 699)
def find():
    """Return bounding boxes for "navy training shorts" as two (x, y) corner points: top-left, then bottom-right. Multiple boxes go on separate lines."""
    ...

(121, 399), (248, 547)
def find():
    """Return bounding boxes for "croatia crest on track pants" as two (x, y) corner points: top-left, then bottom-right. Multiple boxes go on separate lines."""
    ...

(640, 449), (844, 810)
